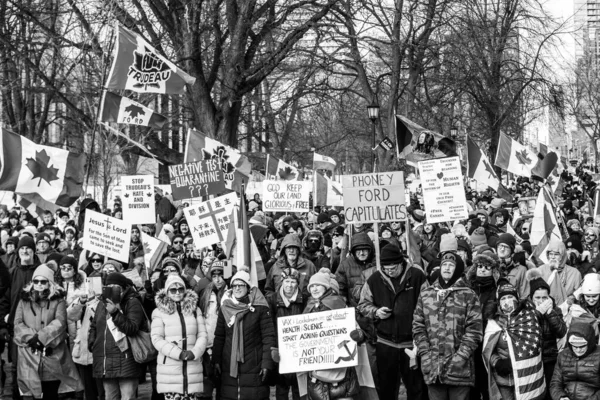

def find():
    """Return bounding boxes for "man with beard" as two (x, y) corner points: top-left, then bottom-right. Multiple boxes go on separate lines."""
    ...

(495, 233), (529, 299)
(265, 233), (316, 297)
(301, 230), (330, 271)
(565, 235), (595, 276)
(128, 226), (145, 267)
(539, 237), (582, 306)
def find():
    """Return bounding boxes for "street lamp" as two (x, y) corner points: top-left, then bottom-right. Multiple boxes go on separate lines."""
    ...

(367, 99), (380, 170)
(450, 126), (458, 139)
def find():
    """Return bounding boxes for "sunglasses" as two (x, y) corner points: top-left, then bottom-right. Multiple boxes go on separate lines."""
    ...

(91, 259), (102, 263)
(60, 265), (74, 271)
(33, 279), (48, 285)
(231, 284), (247, 289)
(164, 268), (178, 273)
(173, 241), (183, 245)
(168, 287), (185, 295)
(332, 233), (341, 237)
(308, 239), (320, 243)
(476, 264), (493, 271)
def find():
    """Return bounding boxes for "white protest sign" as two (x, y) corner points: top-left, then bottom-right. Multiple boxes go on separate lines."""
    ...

(262, 180), (312, 212)
(277, 308), (358, 374)
(342, 171), (407, 223)
(82, 210), (131, 263)
(183, 192), (238, 249)
(120, 175), (155, 224)
(418, 156), (468, 224)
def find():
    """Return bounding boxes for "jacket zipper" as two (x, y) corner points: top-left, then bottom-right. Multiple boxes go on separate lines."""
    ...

(103, 315), (108, 375)
(177, 306), (188, 393)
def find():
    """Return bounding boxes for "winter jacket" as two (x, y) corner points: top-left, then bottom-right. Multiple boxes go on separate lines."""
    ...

(198, 283), (226, 349)
(358, 264), (426, 348)
(539, 264), (583, 306)
(67, 297), (100, 365)
(412, 277), (483, 387)
(550, 322), (600, 400)
(213, 292), (276, 400)
(502, 261), (529, 299)
(0, 257), (41, 331)
(88, 286), (145, 379)
(14, 283), (82, 397)
(265, 234), (317, 296)
(335, 232), (374, 306)
(528, 299), (567, 363)
(152, 289), (208, 395)
(301, 230), (331, 271)
(266, 287), (306, 334)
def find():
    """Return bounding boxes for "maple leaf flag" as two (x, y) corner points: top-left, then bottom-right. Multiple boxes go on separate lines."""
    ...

(141, 230), (169, 274)
(313, 152), (336, 172)
(495, 133), (540, 177)
(467, 138), (511, 200)
(0, 128), (86, 207)
(99, 91), (167, 129)
(313, 171), (343, 207)
(530, 186), (562, 264)
(265, 154), (302, 181)
(106, 24), (196, 94)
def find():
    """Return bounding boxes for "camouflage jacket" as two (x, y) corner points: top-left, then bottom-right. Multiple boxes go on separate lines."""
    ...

(412, 277), (482, 387)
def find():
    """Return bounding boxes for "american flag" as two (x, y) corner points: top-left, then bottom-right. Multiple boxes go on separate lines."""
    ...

(502, 307), (545, 400)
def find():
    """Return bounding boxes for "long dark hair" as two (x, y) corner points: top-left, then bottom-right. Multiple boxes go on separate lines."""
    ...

(54, 267), (84, 289)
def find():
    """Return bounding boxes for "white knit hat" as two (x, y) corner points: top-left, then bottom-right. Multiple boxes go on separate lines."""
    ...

(581, 273), (600, 295)
(231, 266), (252, 288)
(164, 274), (186, 292)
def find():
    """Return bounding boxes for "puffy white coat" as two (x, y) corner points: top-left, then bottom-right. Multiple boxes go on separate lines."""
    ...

(152, 289), (208, 395)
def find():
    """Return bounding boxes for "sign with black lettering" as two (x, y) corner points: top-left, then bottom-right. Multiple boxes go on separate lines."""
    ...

(183, 192), (238, 249)
(277, 308), (357, 374)
(262, 180), (312, 212)
(121, 175), (155, 224)
(342, 172), (406, 223)
(168, 159), (225, 200)
(82, 210), (131, 263)
(418, 156), (468, 223)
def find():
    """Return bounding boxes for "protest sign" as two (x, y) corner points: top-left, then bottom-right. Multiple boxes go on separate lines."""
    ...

(418, 156), (468, 224)
(342, 172), (407, 223)
(183, 192), (238, 249)
(277, 308), (358, 374)
(85, 277), (103, 296)
(82, 210), (131, 263)
(262, 180), (312, 212)
(168, 159), (225, 200)
(120, 175), (155, 224)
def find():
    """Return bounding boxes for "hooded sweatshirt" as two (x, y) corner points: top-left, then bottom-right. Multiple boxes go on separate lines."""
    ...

(335, 232), (374, 305)
(539, 238), (582, 306)
(265, 234), (316, 296)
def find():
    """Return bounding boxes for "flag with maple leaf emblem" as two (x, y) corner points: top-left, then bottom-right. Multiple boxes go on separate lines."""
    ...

(141, 231), (169, 274)
(265, 154), (302, 181)
(495, 133), (540, 177)
(184, 128), (251, 191)
(0, 127), (86, 207)
(467, 138), (511, 201)
(99, 91), (167, 129)
(483, 307), (545, 400)
(313, 151), (337, 172)
(530, 186), (563, 264)
(314, 171), (343, 207)
(106, 24), (195, 94)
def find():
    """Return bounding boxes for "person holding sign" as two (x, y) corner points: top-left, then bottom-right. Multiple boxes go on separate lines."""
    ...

(212, 266), (275, 400)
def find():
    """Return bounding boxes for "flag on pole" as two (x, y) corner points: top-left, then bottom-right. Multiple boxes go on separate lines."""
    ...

(106, 24), (196, 94)
(184, 128), (251, 191)
(313, 152), (336, 172)
(373, 137), (393, 151)
(265, 155), (302, 180)
(313, 171), (343, 207)
(593, 187), (600, 220)
(467, 138), (511, 200)
(18, 193), (61, 218)
(395, 115), (446, 162)
(495, 133), (539, 177)
(99, 91), (167, 129)
(0, 127), (86, 207)
(141, 231), (169, 273)
(530, 187), (562, 264)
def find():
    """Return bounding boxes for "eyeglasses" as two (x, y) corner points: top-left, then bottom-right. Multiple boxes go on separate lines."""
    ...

(476, 264), (493, 271)
(497, 244), (511, 251)
(585, 233), (596, 237)
(173, 241), (183, 245)
(60, 265), (74, 271)
(164, 268), (178, 273)
(231, 284), (246, 289)
(332, 233), (341, 237)
(91, 259), (102, 263)
(168, 287), (185, 294)
(33, 279), (48, 285)
(308, 239), (320, 243)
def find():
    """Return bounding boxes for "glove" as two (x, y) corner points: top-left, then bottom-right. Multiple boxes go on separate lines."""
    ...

(179, 350), (195, 361)
(259, 368), (270, 383)
(271, 347), (280, 363)
(349, 329), (366, 345)
(27, 335), (44, 351)
(495, 358), (513, 376)
(376, 307), (392, 320)
(0, 328), (9, 341)
(214, 363), (222, 378)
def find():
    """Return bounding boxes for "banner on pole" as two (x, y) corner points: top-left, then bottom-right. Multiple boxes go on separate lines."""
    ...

(418, 156), (468, 223)
(183, 192), (238, 248)
(168, 159), (225, 200)
(120, 175), (155, 224)
(82, 210), (131, 263)
(277, 308), (358, 374)
(342, 172), (407, 223)
(262, 180), (312, 212)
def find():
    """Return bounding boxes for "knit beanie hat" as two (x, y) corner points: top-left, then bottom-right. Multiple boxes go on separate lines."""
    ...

(490, 198), (504, 209)
(317, 213), (331, 224)
(307, 270), (331, 291)
(17, 236), (35, 251)
(439, 233), (458, 255)
(46, 252), (64, 266)
(5, 236), (19, 247)
(497, 278), (519, 301)
(161, 257), (182, 272)
(380, 244), (404, 266)
(209, 261), (226, 277)
(526, 269), (550, 297)
(105, 272), (132, 289)
(35, 232), (51, 244)
(32, 264), (55, 283)
(473, 253), (499, 270)
(59, 255), (78, 267)
(470, 227), (487, 247)
(231, 266), (252, 287)
(581, 273), (600, 295)
(102, 259), (123, 272)
(565, 236), (584, 254)
(497, 233), (516, 252)
(281, 267), (301, 282)
(165, 274), (186, 292)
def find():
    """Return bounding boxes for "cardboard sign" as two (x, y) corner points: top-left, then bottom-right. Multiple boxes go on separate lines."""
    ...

(418, 156), (468, 223)
(262, 180), (312, 212)
(82, 210), (131, 263)
(183, 192), (238, 249)
(168, 159), (225, 200)
(120, 175), (155, 224)
(277, 308), (358, 374)
(342, 172), (407, 223)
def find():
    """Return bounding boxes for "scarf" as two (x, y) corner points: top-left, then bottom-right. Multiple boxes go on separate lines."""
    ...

(220, 287), (268, 378)
(279, 285), (298, 308)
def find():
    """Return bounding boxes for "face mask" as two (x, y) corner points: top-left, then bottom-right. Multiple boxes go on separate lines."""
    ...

(500, 297), (518, 315)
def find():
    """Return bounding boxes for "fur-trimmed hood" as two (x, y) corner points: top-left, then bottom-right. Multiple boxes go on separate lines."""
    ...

(155, 288), (199, 316)
(20, 282), (65, 302)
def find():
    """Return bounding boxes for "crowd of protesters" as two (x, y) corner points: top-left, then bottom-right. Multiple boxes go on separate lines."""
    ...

(1, 165), (600, 400)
